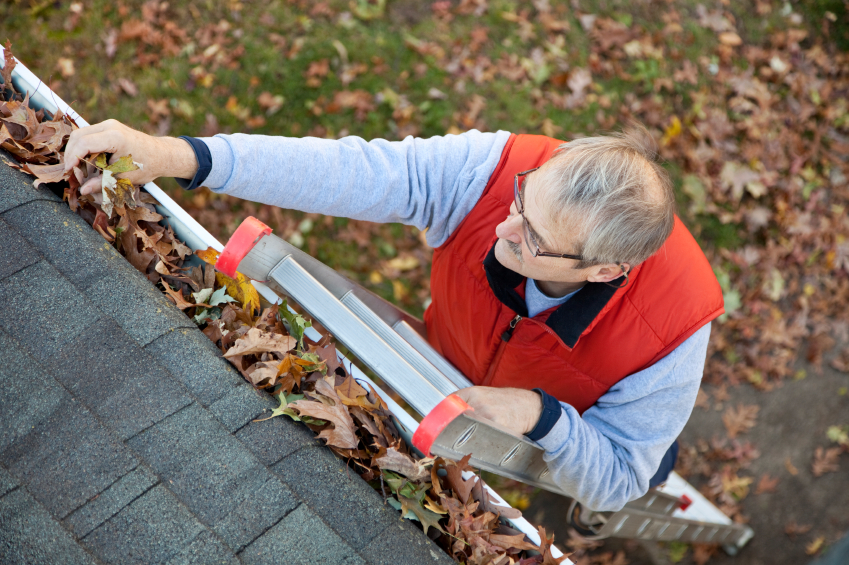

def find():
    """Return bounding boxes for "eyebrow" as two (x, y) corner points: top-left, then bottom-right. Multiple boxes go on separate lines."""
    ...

(526, 218), (548, 248)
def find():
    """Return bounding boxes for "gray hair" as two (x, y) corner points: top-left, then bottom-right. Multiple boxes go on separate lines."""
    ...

(534, 124), (675, 269)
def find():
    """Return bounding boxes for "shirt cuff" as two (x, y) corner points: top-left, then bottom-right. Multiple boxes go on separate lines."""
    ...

(525, 388), (563, 441)
(196, 135), (235, 190)
(175, 136), (212, 190)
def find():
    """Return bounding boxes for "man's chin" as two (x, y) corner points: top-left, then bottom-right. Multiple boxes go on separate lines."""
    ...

(495, 239), (523, 272)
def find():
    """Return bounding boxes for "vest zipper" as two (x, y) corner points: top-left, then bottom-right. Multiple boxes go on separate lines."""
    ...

(482, 314), (522, 386)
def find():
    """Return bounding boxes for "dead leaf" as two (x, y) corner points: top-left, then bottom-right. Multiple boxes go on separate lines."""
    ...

(785, 520), (812, 538)
(223, 327), (296, 358)
(375, 447), (431, 481)
(784, 457), (799, 476)
(811, 446), (841, 477)
(722, 403), (759, 438)
(806, 536), (825, 556)
(290, 397), (359, 449)
(754, 473), (779, 494)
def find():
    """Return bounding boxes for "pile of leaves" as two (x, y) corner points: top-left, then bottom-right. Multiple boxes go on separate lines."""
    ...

(0, 45), (564, 565)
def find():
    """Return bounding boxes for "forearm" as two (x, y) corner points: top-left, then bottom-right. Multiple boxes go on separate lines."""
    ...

(536, 324), (711, 511)
(197, 130), (511, 247)
(155, 137), (199, 180)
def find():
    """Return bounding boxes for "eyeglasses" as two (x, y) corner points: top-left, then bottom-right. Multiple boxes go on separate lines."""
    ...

(514, 168), (585, 261)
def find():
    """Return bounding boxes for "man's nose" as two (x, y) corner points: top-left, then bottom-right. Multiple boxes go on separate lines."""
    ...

(495, 211), (523, 243)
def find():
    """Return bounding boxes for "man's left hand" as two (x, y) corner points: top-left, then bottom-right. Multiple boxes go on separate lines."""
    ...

(454, 386), (543, 436)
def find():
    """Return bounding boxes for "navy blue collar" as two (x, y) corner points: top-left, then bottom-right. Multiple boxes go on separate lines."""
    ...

(482, 243), (617, 347)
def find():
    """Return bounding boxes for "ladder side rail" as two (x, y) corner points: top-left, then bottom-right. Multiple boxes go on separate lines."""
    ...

(265, 257), (448, 415)
(239, 235), (427, 335)
(393, 320), (473, 389)
(593, 507), (754, 548)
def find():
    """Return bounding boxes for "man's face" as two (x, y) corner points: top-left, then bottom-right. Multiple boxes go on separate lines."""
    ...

(493, 171), (595, 290)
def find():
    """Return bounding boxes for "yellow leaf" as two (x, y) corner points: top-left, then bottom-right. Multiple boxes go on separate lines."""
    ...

(196, 247), (220, 265)
(215, 271), (261, 314)
(195, 247), (260, 312)
(805, 536), (824, 555)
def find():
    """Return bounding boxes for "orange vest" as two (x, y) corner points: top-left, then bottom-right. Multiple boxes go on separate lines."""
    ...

(424, 134), (724, 414)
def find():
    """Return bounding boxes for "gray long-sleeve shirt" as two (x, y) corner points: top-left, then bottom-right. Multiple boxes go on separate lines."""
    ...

(198, 131), (709, 511)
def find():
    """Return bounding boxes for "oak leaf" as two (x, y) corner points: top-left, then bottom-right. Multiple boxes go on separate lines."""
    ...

(223, 327), (295, 358)
(722, 403), (759, 438)
(162, 284), (198, 310)
(811, 446), (841, 477)
(290, 397), (359, 449)
(754, 473), (779, 494)
(375, 447), (430, 481)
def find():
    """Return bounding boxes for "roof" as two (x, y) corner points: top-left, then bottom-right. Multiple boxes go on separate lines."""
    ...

(0, 147), (454, 565)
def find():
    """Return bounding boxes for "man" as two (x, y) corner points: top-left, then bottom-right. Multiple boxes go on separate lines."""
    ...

(63, 120), (723, 512)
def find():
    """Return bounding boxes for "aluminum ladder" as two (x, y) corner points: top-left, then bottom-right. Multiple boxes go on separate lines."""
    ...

(216, 216), (754, 553)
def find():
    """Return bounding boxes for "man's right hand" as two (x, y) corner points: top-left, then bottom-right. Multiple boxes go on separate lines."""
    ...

(63, 119), (199, 195)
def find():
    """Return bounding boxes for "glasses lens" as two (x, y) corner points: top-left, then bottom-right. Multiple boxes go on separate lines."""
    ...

(522, 217), (537, 257)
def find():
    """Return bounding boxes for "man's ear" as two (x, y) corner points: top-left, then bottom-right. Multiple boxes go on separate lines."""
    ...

(586, 263), (631, 284)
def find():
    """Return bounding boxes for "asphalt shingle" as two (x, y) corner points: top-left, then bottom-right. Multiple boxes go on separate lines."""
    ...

(0, 488), (97, 565)
(47, 318), (193, 440)
(0, 396), (138, 519)
(84, 268), (195, 347)
(359, 520), (456, 565)
(273, 445), (401, 551)
(0, 329), (66, 453)
(145, 327), (242, 406)
(0, 148), (62, 214)
(209, 383), (276, 433)
(240, 504), (365, 565)
(0, 217), (40, 280)
(82, 484), (208, 565)
(0, 466), (18, 497)
(64, 465), (159, 539)
(162, 530), (239, 565)
(235, 411), (318, 467)
(0, 260), (100, 357)
(3, 199), (134, 289)
(127, 402), (299, 551)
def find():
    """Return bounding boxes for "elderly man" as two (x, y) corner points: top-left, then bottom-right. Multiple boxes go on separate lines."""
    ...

(64, 121), (722, 512)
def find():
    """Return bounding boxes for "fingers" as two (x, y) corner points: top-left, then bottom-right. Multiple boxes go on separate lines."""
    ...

(64, 120), (124, 172)
(80, 175), (102, 195)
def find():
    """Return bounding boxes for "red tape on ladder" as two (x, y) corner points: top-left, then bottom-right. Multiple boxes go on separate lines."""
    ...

(216, 216), (272, 279)
(412, 395), (473, 456)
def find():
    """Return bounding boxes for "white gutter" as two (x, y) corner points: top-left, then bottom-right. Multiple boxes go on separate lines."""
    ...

(0, 45), (566, 560)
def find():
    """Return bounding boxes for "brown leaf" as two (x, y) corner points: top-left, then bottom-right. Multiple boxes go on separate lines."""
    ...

(24, 162), (68, 188)
(754, 473), (779, 494)
(784, 520), (812, 538)
(375, 447), (430, 481)
(489, 533), (538, 552)
(246, 362), (279, 387)
(162, 284), (198, 310)
(290, 397), (358, 449)
(444, 455), (477, 504)
(1, 40), (17, 95)
(811, 446), (841, 477)
(784, 457), (799, 476)
(315, 342), (342, 375)
(722, 403), (759, 438)
(223, 327), (296, 358)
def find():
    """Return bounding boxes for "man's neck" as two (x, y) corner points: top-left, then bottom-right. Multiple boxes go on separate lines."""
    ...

(536, 279), (587, 298)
